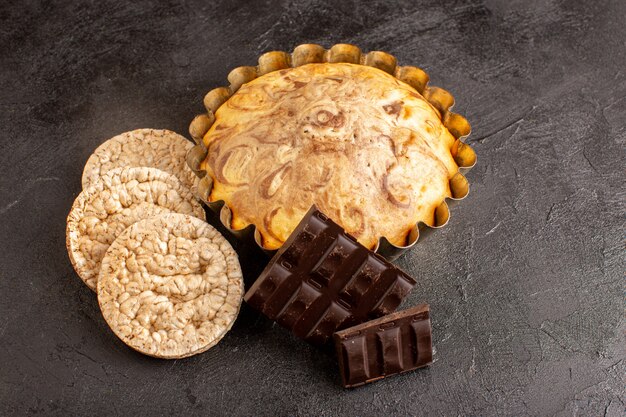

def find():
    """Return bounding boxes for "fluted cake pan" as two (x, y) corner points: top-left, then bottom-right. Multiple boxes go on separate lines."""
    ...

(186, 43), (476, 260)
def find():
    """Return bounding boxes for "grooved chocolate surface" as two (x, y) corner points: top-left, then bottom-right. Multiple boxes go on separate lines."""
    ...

(244, 207), (416, 345)
(334, 304), (432, 388)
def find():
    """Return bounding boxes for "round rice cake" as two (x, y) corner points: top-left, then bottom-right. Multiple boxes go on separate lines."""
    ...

(97, 213), (244, 359)
(81, 128), (198, 192)
(66, 167), (206, 291)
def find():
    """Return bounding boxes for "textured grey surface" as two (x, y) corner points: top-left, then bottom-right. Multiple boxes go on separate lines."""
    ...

(1, 0), (625, 416)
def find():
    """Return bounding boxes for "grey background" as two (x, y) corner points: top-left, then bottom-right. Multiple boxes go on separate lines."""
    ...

(1, 0), (624, 416)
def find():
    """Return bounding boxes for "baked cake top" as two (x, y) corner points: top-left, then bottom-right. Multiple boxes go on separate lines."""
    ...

(201, 62), (459, 249)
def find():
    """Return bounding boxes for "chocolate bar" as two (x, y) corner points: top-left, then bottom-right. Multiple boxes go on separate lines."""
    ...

(244, 207), (416, 345)
(333, 303), (432, 388)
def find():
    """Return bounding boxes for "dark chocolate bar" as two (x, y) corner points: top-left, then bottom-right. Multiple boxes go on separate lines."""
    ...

(333, 303), (432, 388)
(244, 207), (416, 345)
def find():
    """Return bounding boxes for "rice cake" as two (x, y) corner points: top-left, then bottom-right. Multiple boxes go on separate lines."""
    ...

(66, 167), (205, 291)
(97, 213), (244, 359)
(82, 128), (198, 192)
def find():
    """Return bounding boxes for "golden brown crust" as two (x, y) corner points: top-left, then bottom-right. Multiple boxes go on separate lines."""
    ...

(200, 63), (459, 249)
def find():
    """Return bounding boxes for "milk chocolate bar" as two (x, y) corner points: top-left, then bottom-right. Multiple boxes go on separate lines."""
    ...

(244, 207), (416, 345)
(333, 303), (432, 388)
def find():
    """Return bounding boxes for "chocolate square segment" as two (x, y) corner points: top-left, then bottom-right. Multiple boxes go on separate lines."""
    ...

(333, 303), (432, 388)
(244, 206), (417, 345)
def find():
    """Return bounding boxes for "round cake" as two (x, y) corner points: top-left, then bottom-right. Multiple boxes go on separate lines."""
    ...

(200, 62), (459, 250)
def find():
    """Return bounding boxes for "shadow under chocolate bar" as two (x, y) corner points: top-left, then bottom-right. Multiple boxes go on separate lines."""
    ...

(244, 206), (416, 345)
(333, 303), (432, 388)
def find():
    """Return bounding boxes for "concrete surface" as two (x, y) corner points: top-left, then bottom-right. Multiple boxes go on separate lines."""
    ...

(0, 0), (624, 415)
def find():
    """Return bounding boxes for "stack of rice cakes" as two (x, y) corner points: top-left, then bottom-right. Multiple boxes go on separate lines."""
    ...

(66, 129), (244, 358)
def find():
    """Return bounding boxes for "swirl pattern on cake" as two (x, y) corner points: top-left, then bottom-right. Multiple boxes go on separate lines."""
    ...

(200, 63), (459, 250)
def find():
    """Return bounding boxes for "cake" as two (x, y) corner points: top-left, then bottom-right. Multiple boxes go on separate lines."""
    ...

(189, 44), (475, 254)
